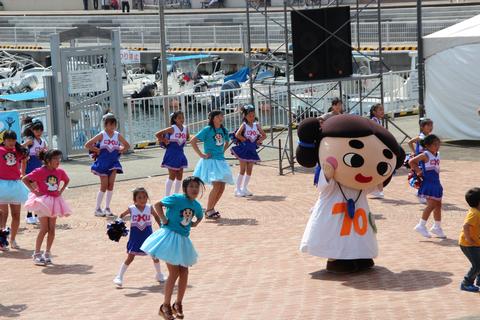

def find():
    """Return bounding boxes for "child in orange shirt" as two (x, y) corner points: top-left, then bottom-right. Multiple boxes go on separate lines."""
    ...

(459, 187), (480, 292)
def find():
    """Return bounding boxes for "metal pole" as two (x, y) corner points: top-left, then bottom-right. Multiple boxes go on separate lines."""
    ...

(246, 0), (254, 105)
(158, 0), (169, 127)
(356, 0), (362, 116)
(283, 0), (294, 172)
(377, 0), (384, 110)
(417, 0), (425, 118)
(264, 0), (269, 50)
(269, 85), (274, 144)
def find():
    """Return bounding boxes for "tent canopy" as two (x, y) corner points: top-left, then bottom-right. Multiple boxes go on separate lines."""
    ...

(424, 14), (480, 58)
(424, 14), (480, 140)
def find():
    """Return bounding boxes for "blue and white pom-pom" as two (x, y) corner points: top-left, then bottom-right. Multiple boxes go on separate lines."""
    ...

(106, 219), (129, 242)
(0, 228), (10, 247)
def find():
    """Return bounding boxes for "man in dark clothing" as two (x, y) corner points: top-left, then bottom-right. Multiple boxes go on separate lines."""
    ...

(121, 0), (130, 12)
(83, 0), (89, 10)
(94, 0), (99, 9)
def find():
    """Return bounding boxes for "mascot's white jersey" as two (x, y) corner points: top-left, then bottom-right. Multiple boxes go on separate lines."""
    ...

(300, 170), (378, 259)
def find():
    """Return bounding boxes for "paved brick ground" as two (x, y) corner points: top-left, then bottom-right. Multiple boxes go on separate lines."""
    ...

(2, 158), (480, 319)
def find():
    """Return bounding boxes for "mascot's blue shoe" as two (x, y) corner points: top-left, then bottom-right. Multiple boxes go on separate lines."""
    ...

(460, 283), (479, 293)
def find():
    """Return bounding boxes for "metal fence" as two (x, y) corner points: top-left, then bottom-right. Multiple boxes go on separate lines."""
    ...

(5, 70), (416, 150)
(0, 20), (458, 48)
(124, 70), (417, 145)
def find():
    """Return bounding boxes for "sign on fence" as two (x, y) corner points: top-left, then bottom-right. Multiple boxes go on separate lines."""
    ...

(0, 111), (20, 144)
(120, 49), (141, 65)
(68, 69), (108, 94)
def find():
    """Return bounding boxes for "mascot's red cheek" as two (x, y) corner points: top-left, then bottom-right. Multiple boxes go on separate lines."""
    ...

(326, 156), (338, 169)
(355, 173), (372, 183)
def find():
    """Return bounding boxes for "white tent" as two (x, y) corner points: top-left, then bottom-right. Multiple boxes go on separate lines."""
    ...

(424, 15), (480, 140)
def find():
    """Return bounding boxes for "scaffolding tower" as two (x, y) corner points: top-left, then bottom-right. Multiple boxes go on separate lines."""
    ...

(244, 0), (389, 175)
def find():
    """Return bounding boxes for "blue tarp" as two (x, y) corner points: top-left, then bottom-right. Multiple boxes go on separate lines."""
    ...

(0, 90), (45, 102)
(167, 54), (213, 62)
(224, 67), (249, 83)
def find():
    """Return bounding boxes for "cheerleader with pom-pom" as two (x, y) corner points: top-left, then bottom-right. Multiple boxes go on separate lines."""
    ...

(22, 117), (48, 224)
(141, 176), (204, 320)
(113, 187), (166, 288)
(85, 113), (130, 217)
(155, 111), (189, 196)
(22, 149), (71, 265)
(231, 104), (266, 197)
(0, 130), (29, 251)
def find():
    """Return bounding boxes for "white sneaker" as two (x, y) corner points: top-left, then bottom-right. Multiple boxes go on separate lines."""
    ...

(43, 252), (52, 265)
(94, 208), (106, 217)
(0, 244), (9, 251)
(414, 224), (431, 238)
(104, 208), (114, 217)
(234, 189), (246, 197)
(419, 197), (427, 204)
(113, 276), (123, 287)
(242, 188), (253, 196)
(430, 226), (446, 238)
(156, 272), (166, 283)
(33, 253), (45, 266)
(370, 191), (384, 199)
(26, 216), (36, 224)
(10, 240), (19, 249)
(32, 216), (39, 224)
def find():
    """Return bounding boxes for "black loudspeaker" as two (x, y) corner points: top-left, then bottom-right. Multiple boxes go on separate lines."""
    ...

(291, 7), (353, 81)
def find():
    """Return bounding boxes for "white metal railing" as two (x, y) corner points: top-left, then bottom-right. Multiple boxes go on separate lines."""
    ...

(5, 71), (416, 149)
(124, 70), (416, 145)
(0, 20), (459, 48)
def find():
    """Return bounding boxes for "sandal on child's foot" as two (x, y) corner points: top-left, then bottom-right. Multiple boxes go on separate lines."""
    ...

(205, 210), (221, 220)
(172, 302), (184, 319)
(159, 304), (175, 320)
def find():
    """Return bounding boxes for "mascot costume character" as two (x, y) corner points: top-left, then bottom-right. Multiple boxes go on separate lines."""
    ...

(296, 114), (405, 273)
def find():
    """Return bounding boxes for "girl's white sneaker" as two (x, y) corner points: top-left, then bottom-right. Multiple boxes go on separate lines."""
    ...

(33, 253), (45, 266)
(156, 272), (166, 283)
(242, 188), (253, 196)
(43, 252), (52, 265)
(113, 276), (123, 287)
(234, 189), (246, 197)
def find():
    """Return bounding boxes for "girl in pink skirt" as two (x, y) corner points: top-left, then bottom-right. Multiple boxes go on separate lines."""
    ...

(22, 149), (71, 266)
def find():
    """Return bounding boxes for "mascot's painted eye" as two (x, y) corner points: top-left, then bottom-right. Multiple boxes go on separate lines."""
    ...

(343, 153), (364, 168)
(383, 149), (393, 159)
(377, 162), (391, 176)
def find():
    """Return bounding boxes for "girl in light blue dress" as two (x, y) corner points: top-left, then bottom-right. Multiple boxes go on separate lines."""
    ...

(190, 110), (234, 219)
(141, 176), (204, 320)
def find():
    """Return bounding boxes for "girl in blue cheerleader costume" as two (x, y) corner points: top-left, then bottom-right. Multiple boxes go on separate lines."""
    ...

(190, 110), (234, 219)
(113, 187), (165, 288)
(22, 117), (48, 224)
(231, 104), (266, 197)
(141, 176), (204, 320)
(85, 113), (130, 217)
(155, 111), (189, 196)
(409, 134), (445, 239)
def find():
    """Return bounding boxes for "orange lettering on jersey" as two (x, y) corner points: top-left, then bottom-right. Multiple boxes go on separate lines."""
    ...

(332, 202), (368, 236)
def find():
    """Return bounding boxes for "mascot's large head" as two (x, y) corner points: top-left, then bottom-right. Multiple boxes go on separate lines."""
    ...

(296, 114), (405, 190)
